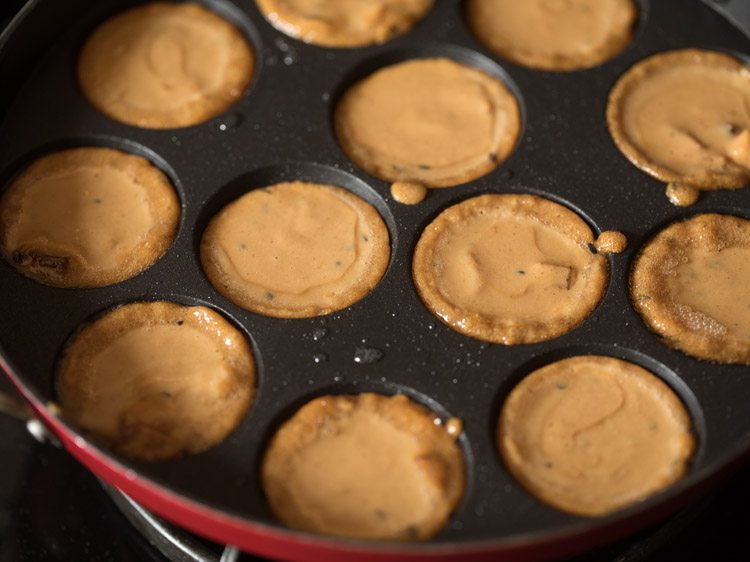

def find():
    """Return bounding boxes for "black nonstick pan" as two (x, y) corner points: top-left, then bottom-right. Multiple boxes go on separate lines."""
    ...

(1, 1), (750, 560)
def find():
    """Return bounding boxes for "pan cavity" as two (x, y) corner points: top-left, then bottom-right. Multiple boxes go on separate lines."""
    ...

(199, 163), (393, 319)
(464, 0), (640, 71)
(259, 386), (467, 540)
(496, 351), (698, 517)
(77, 1), (258, 129)
(254, 0), (434, 48)
(0, 144), (180, 288)
(607, 49), (750, 205)
(630, 212), (750, 365)
(56, 300), (257, 462)
(412, 192), (621, 345)
(332, 45), (524, 198)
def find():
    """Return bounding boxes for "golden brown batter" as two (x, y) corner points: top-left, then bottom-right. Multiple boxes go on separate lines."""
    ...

(255, 0), (433, 48)
(466, 0), (637, 71)
(608, 49), (750, 200)
(390, 181), (428, 205)
(261, 393), (464, 540)
(631, 214), (750, 364)
(78, 2), (254, 128)
(57, 301), (255, 461)
(665, 183), (700, 207)
(0, 147), (179, 288)
(499, 355), (694, 516)
(335, 58), (521, 188)
(201, 181), (389, 318)
(594, 230), (627, 254)
(412, 194), (608, 344)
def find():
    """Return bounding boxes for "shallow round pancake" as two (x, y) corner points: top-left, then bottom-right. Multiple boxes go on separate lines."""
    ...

(499, 355), (695, 516)
(334, 58), (521, 188)
(201, 181), (390, 318)
(412, 194), (607, 344)
(255, 0), (433, 48)
(78, 2), (254, 128)
(631, 213), (750, 364)
(261, 393), (465, 540)
(57, 301), (256, 461)
(607, 49), (750, 192)
(0, 147), (179, 288)
(466, 0), (637, 71)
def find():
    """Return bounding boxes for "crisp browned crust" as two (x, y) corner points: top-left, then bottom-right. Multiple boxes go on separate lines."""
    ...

(334, 58), (521, 188)
(498, 355), (695, 516)
(57, 301), (256, 461)
(594, 230), (628, 254)
(255, 0), (434, 48)
(261, 393), (465, 540)
(78, 3), (254, 129)
(607, 49), (750, 189)
(631, 213), (750, 364)
(412, 194), (608, 344)
(0, 147), (179, 288)
(465, 0), (637, 71)
(200, 181), (390, 318)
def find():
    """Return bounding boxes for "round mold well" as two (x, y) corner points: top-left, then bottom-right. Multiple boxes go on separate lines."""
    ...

(408, 188), (614, 344)
(51, 294), (264, 464)
(0, 136), (186, 285)
(626, 207), (750, 365)
(193, 161), (398, 310)
(328, 43), (527, 186)
(459, 0), (651, 73)
(70, 0), (264, 131)
(253, 378), (476, 540)
(250, 0), (438, 50)
(489, 345), (708, 495)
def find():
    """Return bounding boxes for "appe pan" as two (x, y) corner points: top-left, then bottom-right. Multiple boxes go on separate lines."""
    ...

(1, 0), (750, 560)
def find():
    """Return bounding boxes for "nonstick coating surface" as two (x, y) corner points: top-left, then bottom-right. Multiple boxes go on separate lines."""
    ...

(1, 0), (749, 553)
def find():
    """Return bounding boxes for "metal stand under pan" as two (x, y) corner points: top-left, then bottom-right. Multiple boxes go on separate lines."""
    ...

(101, 482), (244, 562)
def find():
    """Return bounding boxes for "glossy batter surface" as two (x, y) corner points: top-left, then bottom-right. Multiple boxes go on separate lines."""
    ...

(0, 147), (179, 288)
(390, 181), (428, 205)
(608, 49), (750, 196)
(594, 230), (627, 254)
(466, 0), (637, 71)
(412, 194), (607, 344)
(335, 58), (521, 188)
(201, 181), (389, 318)
(499, 355), (695, 517)
(261, 393), (465, 540)
(78, 2), (254, 128)
(631, 213), (750, 364)
(57, 301), (256, 461)
(255, 0), (433, 47)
